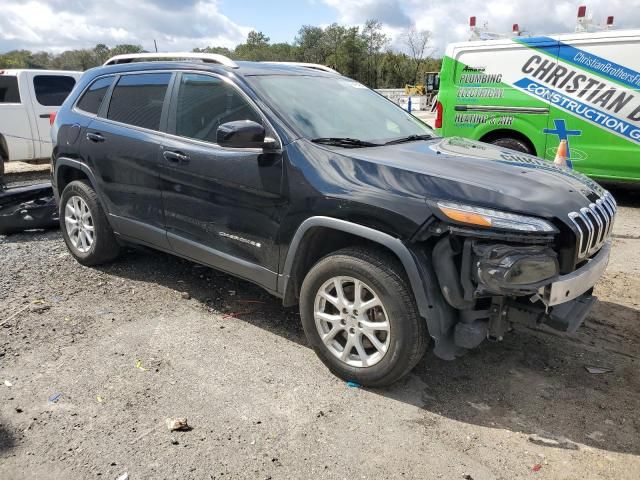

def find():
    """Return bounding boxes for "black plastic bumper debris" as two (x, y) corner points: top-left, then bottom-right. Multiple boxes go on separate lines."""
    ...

(0, 182), (59, 235)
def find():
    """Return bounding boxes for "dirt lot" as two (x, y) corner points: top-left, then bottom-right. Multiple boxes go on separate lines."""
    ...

(1, 167), (639, 479)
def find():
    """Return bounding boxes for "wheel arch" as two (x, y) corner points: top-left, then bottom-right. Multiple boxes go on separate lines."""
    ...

(55, 158), (98, 196)
(280, 217), (460, 358)
(479, 128), (537, 155)
(281, 217), (432, 320)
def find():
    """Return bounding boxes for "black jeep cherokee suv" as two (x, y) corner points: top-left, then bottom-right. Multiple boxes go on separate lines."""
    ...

(51, 53), (616, 386)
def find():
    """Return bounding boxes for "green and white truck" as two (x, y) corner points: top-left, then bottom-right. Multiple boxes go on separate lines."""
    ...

(434, 29), (640, 182)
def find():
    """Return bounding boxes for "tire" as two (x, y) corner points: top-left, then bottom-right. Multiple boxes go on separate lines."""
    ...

(59, 179), (120, 266)
(0, 153), (5, 185)
(489, 137), (533, 154)
(300, 246), (428, 387)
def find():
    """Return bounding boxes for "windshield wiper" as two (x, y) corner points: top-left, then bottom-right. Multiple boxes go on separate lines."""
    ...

(311, 137), (381, 148)
(384, 134), (434, 146)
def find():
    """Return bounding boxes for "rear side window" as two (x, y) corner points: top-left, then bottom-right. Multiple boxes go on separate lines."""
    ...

(0, 76), (21, 103)
(76, 76), (114, 115)
(107, 73), (171, 131)
(174, 73), (262, 143)
(33, 75), (76, 106)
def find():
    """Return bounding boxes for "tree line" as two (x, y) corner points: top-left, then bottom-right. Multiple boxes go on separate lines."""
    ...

(0, 20), (441, 89)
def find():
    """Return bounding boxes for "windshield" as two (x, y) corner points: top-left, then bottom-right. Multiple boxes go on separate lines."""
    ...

(247, 75), (434, 144)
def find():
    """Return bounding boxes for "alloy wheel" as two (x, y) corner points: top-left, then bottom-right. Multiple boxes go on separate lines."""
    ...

(314, 276), (391, 368)
(64, 195), (94, 253)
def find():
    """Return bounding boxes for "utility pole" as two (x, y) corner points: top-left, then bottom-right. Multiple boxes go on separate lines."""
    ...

(154, 40), (158, 53)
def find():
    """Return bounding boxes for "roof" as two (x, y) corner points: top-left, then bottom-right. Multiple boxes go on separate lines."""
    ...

(445, 28), (640, 53)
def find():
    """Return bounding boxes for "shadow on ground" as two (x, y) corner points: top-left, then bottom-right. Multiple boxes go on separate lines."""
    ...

(96, 246), (640, 456)
(0, 423), (16, 453)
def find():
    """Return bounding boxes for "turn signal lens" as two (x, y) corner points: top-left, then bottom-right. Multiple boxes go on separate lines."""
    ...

(437, 201), (557, 233)
(439, 206), (491, 227)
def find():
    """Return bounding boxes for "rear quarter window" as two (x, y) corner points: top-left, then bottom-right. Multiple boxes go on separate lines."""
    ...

(76, 76), (115, 115)
(106, 73), (171, 131)
(33, 75), (77, 106)
(0, 76), (20, 103)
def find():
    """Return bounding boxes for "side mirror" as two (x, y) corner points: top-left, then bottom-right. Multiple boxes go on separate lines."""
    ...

(217, 120), (266, 149)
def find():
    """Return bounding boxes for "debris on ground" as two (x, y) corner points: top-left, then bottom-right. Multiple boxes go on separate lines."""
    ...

(30, 304), (51, 314)
(584, 365), (614, 374)
(135, 360), (147, 372)
(587, 431), (605, 442)
(346, 381), (360, 388)
(462, 474), (474, 480)
(532, 464), (542, 472)
(468, 401), (491, 412)
(528, 434), (579, 450)
(48, 392), (62, 403)
(166, 417), (190, 431)
(4, 380), (13, 387)
(0, 182), (59, 235)
(115, 472), (129, 480)
(180, 292), (191, 300)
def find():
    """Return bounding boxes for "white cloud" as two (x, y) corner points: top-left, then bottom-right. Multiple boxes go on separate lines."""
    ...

(0, 0), (252, 53)
(323, 0), (640, 54)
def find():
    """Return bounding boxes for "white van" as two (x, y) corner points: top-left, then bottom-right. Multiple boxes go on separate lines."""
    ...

(0, 69), (82, 176)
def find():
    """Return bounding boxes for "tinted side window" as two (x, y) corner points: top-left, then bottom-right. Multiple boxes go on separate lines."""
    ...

(107, 73), (171, 131)
(175, 73), (262, 143)
(33, 75), (76, 106)
(0, 76), (20, 103)
(76, 76), (114, 115)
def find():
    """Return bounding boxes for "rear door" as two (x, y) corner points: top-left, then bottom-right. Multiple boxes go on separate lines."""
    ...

(160, 72), (284, 289)
(81, 71), (173, 248)
(27, 73), (77, 158)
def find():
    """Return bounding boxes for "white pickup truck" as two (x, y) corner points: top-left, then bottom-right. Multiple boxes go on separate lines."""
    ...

(0, 69), (82, 177)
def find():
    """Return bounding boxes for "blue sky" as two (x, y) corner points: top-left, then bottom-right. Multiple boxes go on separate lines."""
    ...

(218, 0), (337, 43)
(0, 0), (637, 55)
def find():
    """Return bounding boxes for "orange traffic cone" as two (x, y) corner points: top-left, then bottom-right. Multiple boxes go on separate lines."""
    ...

(554, 140), (568, 167)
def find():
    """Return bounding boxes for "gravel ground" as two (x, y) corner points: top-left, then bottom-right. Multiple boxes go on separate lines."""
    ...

(1, 168), (639, 479)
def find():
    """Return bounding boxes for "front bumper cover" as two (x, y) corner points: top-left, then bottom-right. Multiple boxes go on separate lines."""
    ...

(542, 241), (611, 306)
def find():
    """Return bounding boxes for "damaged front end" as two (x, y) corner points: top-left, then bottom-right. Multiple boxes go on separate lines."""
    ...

(420, 221), (608, 358)
(0, 182), (59, 235)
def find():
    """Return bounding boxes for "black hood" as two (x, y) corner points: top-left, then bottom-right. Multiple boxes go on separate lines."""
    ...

(338, 137), (605, 219)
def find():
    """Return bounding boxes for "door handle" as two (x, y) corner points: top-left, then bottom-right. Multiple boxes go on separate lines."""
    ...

(163, 150), (190, 164)
(86, 132), (105, 143)
(39, 113), (53, 119)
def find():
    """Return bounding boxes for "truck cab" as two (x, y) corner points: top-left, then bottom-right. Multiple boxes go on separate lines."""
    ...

(0, 69), (82, 176)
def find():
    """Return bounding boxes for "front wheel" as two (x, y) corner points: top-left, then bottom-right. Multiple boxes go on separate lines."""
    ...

(299, 247), (428, 387)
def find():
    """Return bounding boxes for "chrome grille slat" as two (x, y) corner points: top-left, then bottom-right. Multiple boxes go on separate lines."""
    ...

(568, 191), (616, 261)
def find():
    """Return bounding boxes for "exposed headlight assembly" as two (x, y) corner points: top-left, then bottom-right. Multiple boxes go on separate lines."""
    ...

(437, 201), (557, 233)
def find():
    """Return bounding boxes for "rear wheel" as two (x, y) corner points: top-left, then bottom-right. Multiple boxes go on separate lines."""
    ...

(299, 247), (428, 387)
(60, 179), (120, 266)
(489, 137), (533, 154)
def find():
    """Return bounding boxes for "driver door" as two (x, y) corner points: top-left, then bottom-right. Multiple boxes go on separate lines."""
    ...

(161, 72), (285, 290)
